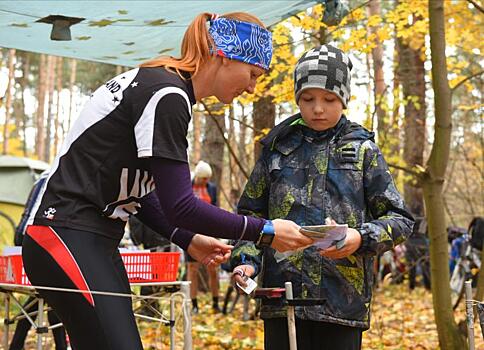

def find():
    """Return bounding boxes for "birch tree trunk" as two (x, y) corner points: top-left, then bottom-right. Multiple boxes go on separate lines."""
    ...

(238, 104), (249, 190)
(36, 54), (47, 159)
(425, 1), (466, 348)
(54, 57), (63, 157)
(228, 104), (237, 190)
(44, 55), (56, 162)
(19, 53), (30, 156)
(2, 49), (15, 155)
(67, 58), (77, 134)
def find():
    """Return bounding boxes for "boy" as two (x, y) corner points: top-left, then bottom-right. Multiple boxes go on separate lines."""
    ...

(230, 45), (414, 350)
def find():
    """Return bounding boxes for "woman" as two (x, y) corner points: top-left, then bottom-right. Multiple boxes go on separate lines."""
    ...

(22, 12), (312, 349)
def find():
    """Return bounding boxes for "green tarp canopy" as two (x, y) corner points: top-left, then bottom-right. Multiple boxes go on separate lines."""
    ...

(0, 0), (318, 67)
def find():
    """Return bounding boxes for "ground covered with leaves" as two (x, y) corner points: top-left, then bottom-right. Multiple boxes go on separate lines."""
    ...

(139, 284), (483, 350)
(3, 284), (482, 349)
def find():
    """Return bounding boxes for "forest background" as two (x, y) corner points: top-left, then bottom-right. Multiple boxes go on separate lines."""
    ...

(0, 1), (482, 349)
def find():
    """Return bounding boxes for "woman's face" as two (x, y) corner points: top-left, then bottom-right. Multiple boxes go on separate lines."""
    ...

(298, 88), (344, 131)
(213, 58), (265, 103)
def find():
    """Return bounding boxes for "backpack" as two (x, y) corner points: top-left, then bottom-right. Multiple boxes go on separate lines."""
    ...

(14, 171), (49, 246)
(469, 217), (484, 251)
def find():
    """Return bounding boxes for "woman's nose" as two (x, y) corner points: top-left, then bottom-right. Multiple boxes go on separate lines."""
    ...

(245, 77), (257, 94)
(245, 82), (255, 94)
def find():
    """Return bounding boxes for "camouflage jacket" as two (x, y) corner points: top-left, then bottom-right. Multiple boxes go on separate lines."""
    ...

(230, 115), (414, 329)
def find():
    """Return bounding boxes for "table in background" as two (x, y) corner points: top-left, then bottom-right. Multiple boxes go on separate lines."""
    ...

(0, 281), (192, 350)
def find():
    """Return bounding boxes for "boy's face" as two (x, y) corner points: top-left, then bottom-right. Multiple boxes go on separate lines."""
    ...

(298, 88), (343, 131)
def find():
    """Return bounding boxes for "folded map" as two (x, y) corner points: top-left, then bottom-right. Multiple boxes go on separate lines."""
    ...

(300, 224), (348, 250)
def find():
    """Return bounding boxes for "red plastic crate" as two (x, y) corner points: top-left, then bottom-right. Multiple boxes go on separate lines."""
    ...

(0, 254), (29, 285)
(0, 252), (180, 285)
(122, 252), (180, 283)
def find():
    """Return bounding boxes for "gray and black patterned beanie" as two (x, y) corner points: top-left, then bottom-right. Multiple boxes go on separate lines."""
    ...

(294, 45), (353, 108)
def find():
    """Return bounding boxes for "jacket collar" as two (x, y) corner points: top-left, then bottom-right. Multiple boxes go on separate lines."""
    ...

(261, 115), (363, 155)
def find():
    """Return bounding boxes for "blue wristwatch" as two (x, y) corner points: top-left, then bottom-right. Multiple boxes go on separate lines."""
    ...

(256, 220), (275, 248)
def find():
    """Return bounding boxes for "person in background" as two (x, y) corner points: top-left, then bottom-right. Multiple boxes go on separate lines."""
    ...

(448, 225), (468, 273)
(187, 161), (220, 313)
(404, 214), (431, 290)
(468, 217), (484, 252)
(10, 170), (68, 350)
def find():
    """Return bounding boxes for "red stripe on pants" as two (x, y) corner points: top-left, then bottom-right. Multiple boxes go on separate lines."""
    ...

(26, 225), (95, 306)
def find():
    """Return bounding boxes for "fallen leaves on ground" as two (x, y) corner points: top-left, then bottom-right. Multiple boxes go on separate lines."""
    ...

(3, 283), (482, 349)
(139, 283), (484, 350)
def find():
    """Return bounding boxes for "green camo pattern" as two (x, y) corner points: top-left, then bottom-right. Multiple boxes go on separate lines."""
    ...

(231, 116), (414, 329)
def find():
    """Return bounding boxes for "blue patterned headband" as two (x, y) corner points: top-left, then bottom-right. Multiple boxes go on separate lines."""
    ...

(208, 15), (273, 71)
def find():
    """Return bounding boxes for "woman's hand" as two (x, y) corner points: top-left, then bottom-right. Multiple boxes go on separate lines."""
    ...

(231, 264), (256, 292)
(319, 228), (362, 259)
(187, 234), (233, 267)
(270, 219), (313, 252)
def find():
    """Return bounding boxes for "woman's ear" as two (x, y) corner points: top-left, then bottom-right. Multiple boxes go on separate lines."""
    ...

(209, 55), (225, 69)
(221, 57), (231, 66)
(203, 55), (223, 75)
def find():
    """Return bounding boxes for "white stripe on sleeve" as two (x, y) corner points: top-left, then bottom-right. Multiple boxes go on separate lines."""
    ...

(135, 87), (192, 158)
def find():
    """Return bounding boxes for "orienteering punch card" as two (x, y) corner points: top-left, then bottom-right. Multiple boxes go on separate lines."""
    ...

(236, 276), (258, 295)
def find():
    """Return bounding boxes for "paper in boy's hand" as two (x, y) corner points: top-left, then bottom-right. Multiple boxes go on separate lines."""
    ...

(236, 276), (258, 294)
(300, 224), (348, 250)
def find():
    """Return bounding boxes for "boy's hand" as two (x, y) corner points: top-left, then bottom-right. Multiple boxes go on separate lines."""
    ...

(231, 264), (256, 293)
(187, 234), (233, 267)
(319, 228), (362, 259)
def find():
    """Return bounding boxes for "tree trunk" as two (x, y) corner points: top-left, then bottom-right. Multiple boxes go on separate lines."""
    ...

(44, 55), (56, 162)
(365, 53), (374, 128)
(390, 31), (401, 160)
(398, 29), (426, 215)
(54, 57), (63, 157)
(2, 49), (15, 155)
(67, 58), (77, 133)
(368, 0), (387, 146)
(36, 54), (47, 159)
(424, 1), (466, 348)
(191, 108), (202, 164)
(228, 104), (237, 191)
(201, 102), (226, 200)
(19, 53), (30, 156)
(476, 246), (484, 302)
(0, 50), (3, 111)
(238, 104), (249, 190)
(385, 22), (402, 183)
(253, 96), (275, 160)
